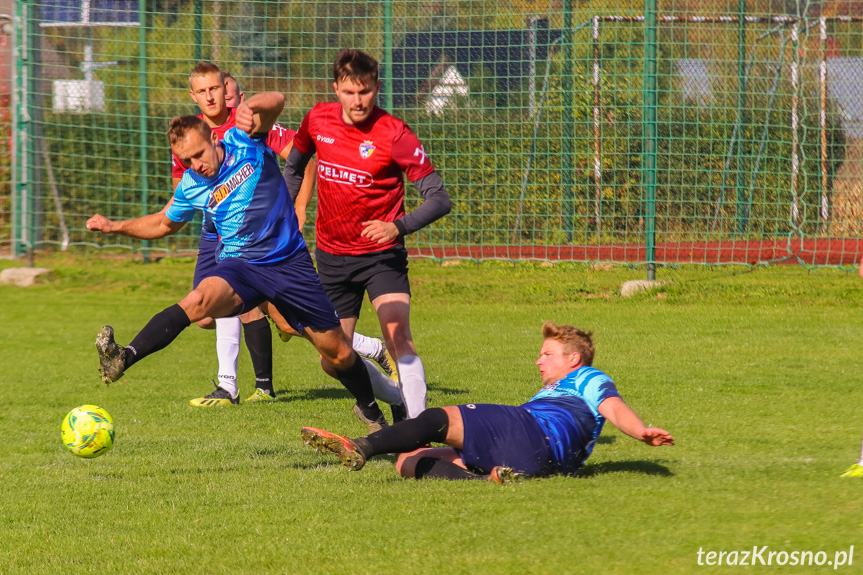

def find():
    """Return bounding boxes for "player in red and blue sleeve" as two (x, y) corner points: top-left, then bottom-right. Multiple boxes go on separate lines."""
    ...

(284, 49), (452, 424)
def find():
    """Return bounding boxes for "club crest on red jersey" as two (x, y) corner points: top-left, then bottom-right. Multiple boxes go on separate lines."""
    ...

(359, 140), (376, 159)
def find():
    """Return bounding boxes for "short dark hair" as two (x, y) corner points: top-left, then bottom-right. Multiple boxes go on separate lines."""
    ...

(541, 321), (595, 366)
(189, 61), (224, 88)
(332, 48), (378, 85)
(167, 115), (211, 146)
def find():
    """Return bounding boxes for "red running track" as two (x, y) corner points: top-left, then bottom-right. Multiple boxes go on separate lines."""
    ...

(410, 238), (863, 266)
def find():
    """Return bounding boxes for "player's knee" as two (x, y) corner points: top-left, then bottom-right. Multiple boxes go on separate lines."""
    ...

(383, 326), (415, 357)
(240, 307), (264, 323)
(330, 353), (356, 371)
(326, 345), (356, 370)
(395, 453), (417, 478)
(179, 289), (207, 321)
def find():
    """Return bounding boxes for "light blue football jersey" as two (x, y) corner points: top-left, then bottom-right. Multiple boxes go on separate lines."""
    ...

(166, 128), (305, 264)
(521, 366), (620, 475)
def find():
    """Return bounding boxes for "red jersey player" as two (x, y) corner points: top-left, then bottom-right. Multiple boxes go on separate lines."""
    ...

(223, 71), (244, 108)
(284, 49), (451, 424)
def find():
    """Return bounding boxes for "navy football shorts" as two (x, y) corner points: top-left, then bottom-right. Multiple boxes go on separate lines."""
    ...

(456, 403), (556, 476)
(193, 236), (219, 289)
(209, 249), (341, 334)
(315, 245), (411, 319)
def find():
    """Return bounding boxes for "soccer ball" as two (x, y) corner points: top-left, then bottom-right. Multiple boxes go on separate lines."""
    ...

(61, 405), (115, 458)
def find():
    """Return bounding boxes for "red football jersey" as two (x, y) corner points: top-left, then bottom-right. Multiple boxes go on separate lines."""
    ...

(171, 107), (295, 179)
(293, 102), (435, 255)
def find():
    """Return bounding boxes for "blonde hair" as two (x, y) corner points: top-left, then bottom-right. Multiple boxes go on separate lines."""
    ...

(189, 61), (224, 88)
(541, 321), (595, 366)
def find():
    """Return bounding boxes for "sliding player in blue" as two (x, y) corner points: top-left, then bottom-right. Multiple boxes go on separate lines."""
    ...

(302, 321), (674, 481)
(86, 93), (387, 431)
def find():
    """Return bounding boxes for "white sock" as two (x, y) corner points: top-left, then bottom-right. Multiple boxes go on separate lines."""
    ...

(352, 332), (382, 357)
(215, 317), (240, 397)
(396, 355), (427, 419)
(361, 358), (404, 406)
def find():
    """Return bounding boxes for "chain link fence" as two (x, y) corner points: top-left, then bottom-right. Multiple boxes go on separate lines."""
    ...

(5, 0), (863, 267)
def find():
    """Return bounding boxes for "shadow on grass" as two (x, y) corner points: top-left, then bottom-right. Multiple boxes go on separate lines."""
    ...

(431, 385), (472, 396)
(282, 453), (400, 472)
(272, 385), (472, 403)
(272, 388), (353, 402)
(250, 448), (282, 458)
(577, 459), (674, 478)
(278, 461), (394, 475)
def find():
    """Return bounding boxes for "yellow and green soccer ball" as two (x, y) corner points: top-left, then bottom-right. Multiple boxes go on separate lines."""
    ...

(61, 405), (115, 458)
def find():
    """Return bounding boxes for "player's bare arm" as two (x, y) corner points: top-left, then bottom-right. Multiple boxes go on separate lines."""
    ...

(86, 211), (185, 240)
(597, 397), (675, 446)
(294, 159), (316, 230)
(278, 139), (293, 161)
(277, 140), (315, 230)
(235, 92), (285, 135)
(283, 146), (314, 205)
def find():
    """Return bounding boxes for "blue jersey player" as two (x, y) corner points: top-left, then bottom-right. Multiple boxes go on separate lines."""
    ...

(87, 93), (388, 430)
(301, 321), (674, 482)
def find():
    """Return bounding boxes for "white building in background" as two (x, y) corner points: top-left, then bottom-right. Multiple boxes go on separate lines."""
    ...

(425, 65), (468, 116)
(827, 57), (863, 139)
(52, 78), (105, 114)
(676, 59), (714, 107)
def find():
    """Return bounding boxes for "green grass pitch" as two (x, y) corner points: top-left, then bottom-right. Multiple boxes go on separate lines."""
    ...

(0, 254), (860, 574)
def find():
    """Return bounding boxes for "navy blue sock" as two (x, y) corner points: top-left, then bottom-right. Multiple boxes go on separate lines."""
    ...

(243, 317), (273, 393)
(334, 354), (378, 408)
(124, 304), (191, 369)
(355, 407), (449, 457)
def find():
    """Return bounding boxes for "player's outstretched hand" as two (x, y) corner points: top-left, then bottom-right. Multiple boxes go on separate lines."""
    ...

(235, 102), (259, 135)
(858, 257), (863, 279)
(641, 427), (674, 446)
(86, 214), (115, 234)
(361, 220), (399, 244)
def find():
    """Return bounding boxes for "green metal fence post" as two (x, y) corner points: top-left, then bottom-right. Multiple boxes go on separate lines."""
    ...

(29, 0), (43, 266)
(383, 0), (393, 112)
(138, 0), (150, 262)
(735, 0), (747, 234)
(643, 0), (658, 279)
(194, 0), (202, 62)
(11, 0), (26, 258)
(19, 0), (39, 265)
(562, 0), (574, 243)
